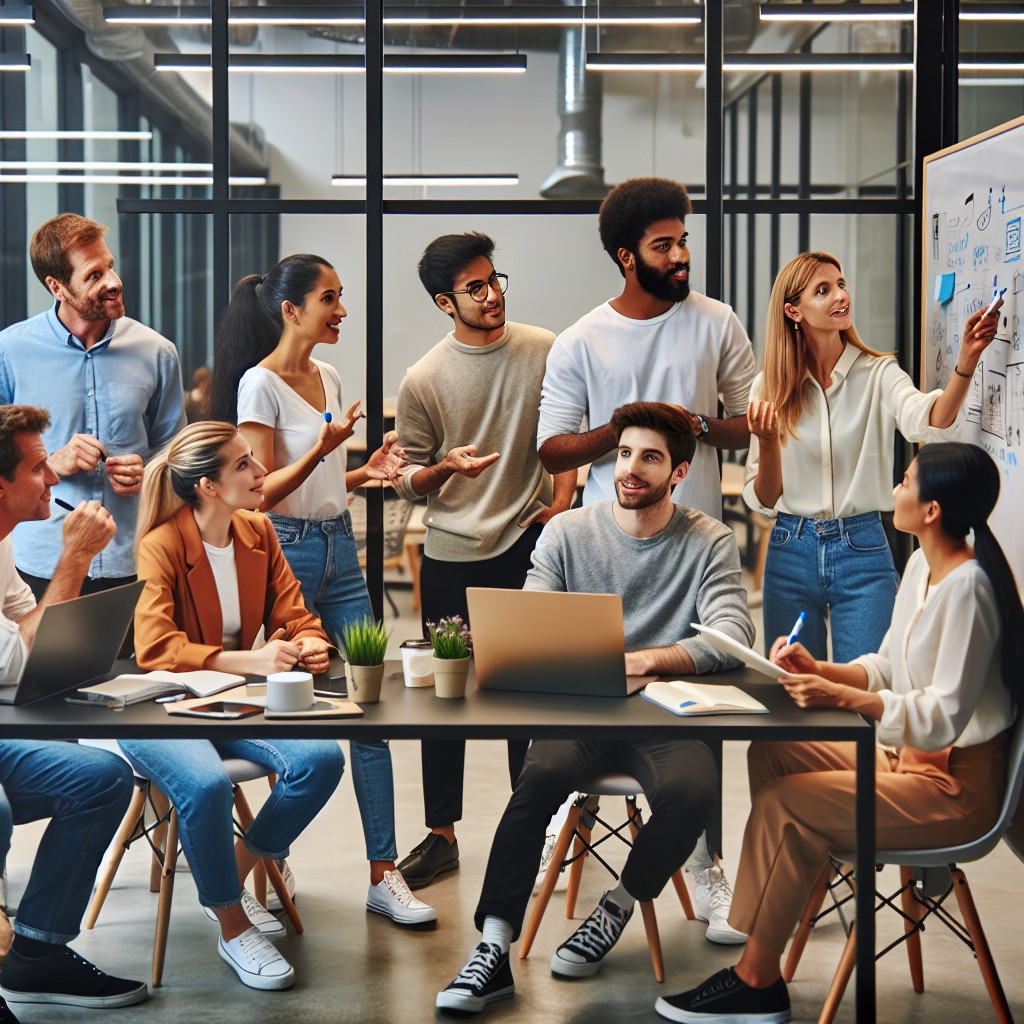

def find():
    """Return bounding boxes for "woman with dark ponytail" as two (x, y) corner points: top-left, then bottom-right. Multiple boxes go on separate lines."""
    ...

(659, 442), (1021, 1024)
(210, 255), (436, 929)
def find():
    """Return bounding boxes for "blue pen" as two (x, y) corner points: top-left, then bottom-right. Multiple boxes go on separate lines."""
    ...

(677, 700), (697, 710)
(320, 410), (332, 463)
(787, 611), (806, 646)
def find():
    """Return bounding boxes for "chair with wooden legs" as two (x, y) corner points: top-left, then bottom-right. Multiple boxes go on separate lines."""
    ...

(85, 758), (302, 988)
(783, 713), (1024, 1024)
(519, 773), (694, 983)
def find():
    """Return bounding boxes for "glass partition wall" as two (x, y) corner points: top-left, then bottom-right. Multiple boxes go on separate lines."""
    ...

(2, 0), (1024, 621)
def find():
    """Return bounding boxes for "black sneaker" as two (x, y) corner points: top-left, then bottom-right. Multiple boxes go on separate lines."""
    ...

(655, 966), (791, 1023)
(0, 946), (149, 1008)
(550, 891), (633, 978)
(0, 996), (19, 1023)
(396, 832), (459, 890)
(436, 942), (514, 1014)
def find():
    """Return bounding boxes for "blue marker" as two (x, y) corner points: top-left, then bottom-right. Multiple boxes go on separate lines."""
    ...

(320, 410), (332, 463)
(984, 287), (1007, 317)
(787, 611), (806, 646)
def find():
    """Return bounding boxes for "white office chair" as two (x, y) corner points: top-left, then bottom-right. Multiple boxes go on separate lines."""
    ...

(784, 712), (1024, 1024)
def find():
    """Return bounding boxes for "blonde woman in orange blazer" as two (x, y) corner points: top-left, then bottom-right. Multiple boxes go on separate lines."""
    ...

(119, 421), (345, 993)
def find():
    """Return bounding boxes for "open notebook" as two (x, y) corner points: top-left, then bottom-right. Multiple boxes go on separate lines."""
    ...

(642, 680), (768, 717)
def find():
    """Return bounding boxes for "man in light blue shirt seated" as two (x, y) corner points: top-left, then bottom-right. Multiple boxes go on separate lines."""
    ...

(0, 214), (185, 601)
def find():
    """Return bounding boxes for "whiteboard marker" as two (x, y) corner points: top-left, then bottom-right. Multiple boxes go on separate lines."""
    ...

(984, 288), (1007, 317)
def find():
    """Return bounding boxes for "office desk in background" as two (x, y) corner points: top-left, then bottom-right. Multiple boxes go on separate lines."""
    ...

(0, 663), (878, 1022)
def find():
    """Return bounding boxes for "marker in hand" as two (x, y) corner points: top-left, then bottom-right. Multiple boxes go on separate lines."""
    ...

(787, 611), (806, 647)
(984, 287), (1007, 317)
(54, 498), (75, 512)
(320, 410), (332, 463)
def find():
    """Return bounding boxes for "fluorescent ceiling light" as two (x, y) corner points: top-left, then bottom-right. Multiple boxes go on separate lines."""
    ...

(107, 5), (363, 25)
(0, 53), (31, 72)
(959, 56), (1024, 70)
(0, 161), (217, 171)
(961, 3), (1024, 19)
(0, 6), (33, 26)
(960, 76), (1024, 84)
(725, 53), (913, 71)
(332, 174), (519, 186)
(759, 3), (912, 21)
(0, 174), (267, 185)
(155, 53), (364, 73)
(585, 53), (704, 71)
(154, 53), (526, 74)
(0, 130), (153, 140)
(384, 5), (701, 26)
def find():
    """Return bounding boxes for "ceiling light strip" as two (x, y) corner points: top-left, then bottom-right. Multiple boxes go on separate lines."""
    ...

(332, 174), (519, 186)
(0, 130), (153, 140)
(0, 53), (31, 72)
(155, 53), (527, 74)
(758, 2), (912, 21)
(0, 174), (267, 185)
(0, 6), (33, 26)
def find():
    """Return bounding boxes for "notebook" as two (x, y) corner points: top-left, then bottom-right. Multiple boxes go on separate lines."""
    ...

(68, 669), (247, 708)
(642, 680), (769, 717)
(690, 622), (791, 680)
(0, 580), (145, 707)
(466, 587), (651, 697)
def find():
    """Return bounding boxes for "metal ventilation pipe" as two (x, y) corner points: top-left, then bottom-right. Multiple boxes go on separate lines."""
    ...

(540, 6), (609, 199)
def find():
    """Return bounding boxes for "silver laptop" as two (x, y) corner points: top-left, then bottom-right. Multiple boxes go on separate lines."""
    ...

(466, 587), (650, 697)
(0, 580), (145, 707)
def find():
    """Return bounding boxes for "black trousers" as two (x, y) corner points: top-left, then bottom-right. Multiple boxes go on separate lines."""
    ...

(474, 738), (718, 940)
(18, 570), (137, 658)
(417, 525), (542, 828)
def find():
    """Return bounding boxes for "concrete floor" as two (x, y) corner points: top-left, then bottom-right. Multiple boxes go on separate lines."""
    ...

(5, 577), (1023, 1024)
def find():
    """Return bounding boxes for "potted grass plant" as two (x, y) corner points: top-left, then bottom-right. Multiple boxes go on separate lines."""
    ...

(341, 617), (389, 703)
(427, 616), (473, 698)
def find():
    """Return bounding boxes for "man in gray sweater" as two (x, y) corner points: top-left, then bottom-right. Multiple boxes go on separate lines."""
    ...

(394, 232), (577, 889)
(437, 401), (755, 1015)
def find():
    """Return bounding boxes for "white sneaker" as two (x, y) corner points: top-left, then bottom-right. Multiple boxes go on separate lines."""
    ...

(532, 833), (569, 895)
(266, 859), (296, 913)
(366, 869), (437, 927)
(203, 888), (285, 936)
(690, 865), (748, 945)
(217, 927), (295, 990)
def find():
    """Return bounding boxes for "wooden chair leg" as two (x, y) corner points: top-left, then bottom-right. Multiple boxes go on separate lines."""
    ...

(565, 815), (592, 921)
(899, 866), (925, 994)
(519, 805), (582, 961)
(148, 787), (171, 894)
(950, 868), (1013, 1023)
(784, 862), (832, 982)
(84, 782), (147, 930)
(669, 870), (695, 920)
(264, 857), (303, 934)
(817, 921), (857, 1024)
(151, 808), (180, 989)
(626, 800), (666, 983)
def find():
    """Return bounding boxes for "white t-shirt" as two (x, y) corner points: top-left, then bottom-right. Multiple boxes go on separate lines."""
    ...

(743, 345), (962, 520)
(537, 292), (757, 521)
(237, 359), (347, 520)
(202, 540), (242, 650)
(0, 535), (37, 688)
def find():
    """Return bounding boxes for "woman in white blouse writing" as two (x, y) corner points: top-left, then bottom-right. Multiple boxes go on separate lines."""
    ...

(744, 251), (1000, 662)
(658, 442), (1023, 1023)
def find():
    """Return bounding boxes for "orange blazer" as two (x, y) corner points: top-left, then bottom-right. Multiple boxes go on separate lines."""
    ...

(134, 506), (330, 671)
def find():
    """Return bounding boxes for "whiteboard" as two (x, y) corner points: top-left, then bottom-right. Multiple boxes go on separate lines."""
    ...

(921, 114), (1024, 589)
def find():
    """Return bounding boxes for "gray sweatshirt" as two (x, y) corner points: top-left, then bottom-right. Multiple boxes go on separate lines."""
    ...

(395, 322), (555, 561)
(524, 502), (754, 674)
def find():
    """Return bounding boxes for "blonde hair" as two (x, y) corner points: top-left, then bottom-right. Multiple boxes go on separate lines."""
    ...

(136, 421), (239, 553)
(763, 251), (887, 441)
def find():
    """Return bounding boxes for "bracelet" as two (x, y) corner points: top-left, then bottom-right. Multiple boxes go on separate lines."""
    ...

(953, 363), (972, 379)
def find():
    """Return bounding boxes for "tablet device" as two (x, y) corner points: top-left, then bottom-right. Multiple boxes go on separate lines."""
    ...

(689, 623), (791, 680)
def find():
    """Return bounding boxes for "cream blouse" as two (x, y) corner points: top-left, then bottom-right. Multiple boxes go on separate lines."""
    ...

(853, 549), (1014, 751)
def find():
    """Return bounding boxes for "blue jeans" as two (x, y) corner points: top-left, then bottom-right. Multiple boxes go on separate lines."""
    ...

(268, 510), (397, 862)
(118, 739), (344, 908)
(0, 741), (134, 943)
(762, 511), (900, 664)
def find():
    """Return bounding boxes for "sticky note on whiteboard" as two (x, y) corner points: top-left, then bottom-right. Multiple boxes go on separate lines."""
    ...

(935, 272), (956, 304)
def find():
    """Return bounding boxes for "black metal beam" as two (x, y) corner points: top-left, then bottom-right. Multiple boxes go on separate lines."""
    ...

(703, 0), (724, 300)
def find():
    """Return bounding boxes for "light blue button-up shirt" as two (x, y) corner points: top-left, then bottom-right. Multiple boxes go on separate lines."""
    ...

(0, 303), (186, 579)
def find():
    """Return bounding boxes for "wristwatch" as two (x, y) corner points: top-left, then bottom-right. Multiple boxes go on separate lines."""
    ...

(696, 414), (710, 440)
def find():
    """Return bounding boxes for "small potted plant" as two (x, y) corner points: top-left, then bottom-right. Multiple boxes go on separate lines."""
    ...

(427, 616), (472, 699)
(341, 617), (389, 703)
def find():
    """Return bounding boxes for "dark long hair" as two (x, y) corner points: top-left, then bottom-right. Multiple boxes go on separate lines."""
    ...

(208, 253), (333, 424)
(916, 442), (1024, 710)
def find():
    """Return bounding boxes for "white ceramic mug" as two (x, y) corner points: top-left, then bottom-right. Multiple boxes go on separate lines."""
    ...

(266, 671), (315, 712)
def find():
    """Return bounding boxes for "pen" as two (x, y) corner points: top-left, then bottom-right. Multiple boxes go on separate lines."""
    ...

(54, 498), (75, 512)
(156, 694), (187, 703)
(787, 611), (806, 646)
(984, 287), (1007, 317)
(320, 410), (332, 463)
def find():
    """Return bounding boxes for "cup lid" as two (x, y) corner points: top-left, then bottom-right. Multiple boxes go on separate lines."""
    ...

(400, 639), (432, 650)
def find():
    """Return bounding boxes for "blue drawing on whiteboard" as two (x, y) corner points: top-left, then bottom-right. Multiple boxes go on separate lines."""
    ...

(978, 187), (993, 230)
(1007, 217), (1022, 263)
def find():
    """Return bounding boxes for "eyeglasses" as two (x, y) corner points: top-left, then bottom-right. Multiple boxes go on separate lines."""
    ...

(445, 271), (508, 303)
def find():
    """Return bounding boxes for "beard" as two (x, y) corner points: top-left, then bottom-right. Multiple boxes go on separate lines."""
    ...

(453, 295), (506, 333)
(614, 474), (673, 510)
(62, 287), (125, 322)
(634, 255), (690, 304)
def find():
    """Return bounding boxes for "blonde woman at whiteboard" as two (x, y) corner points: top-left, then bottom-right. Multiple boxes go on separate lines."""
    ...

(744, 251), (1001, 663)
(657, 441), (1023, 1023)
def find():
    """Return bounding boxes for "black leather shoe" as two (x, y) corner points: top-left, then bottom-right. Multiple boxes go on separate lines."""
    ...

(396, 833), (459, 890)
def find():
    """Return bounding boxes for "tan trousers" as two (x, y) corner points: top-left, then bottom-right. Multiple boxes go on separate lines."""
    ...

(728, 736), (1008, 954)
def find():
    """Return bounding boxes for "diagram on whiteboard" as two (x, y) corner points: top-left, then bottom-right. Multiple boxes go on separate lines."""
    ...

(923, 115), (1024, 590)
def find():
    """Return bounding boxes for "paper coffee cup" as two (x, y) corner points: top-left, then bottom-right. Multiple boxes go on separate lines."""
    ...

(266, 671), (315, 711)
(400, 639), (434, 688)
